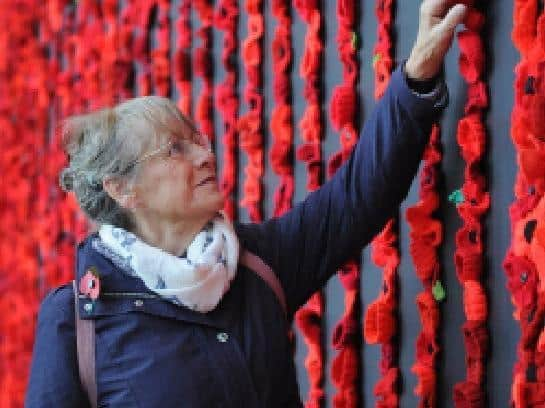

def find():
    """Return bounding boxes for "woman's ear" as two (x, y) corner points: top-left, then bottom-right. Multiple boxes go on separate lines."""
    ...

(102, 175), (138, 209)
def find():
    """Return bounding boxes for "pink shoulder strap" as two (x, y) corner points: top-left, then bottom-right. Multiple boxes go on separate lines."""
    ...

(72, 280), (97, 408)
(239, 249), (287, 316)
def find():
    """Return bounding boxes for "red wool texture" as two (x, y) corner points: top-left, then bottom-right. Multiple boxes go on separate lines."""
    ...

(238, 0), (264, 222)
(194, 0), (215, 145)
(327, 1), (361, 407)
(293, 1), (326, 406)
(363, 1), (400, 407)
(151, 0), (171, 97)
(506, 0), (545, 406)
(133, 0), (155, 96)
(0, 0), (139, 403)
(174, 0), (192, 116)
(214, 0), (239, 220)
(270, 0), (294, 218)
(405, 125), (443, 408)
(452, 2), (490, 406)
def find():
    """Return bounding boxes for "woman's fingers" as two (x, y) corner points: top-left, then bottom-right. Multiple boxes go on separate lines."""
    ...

(406, 1), (467, 80)
(438, 3), (467, 34)
(424, 0), (463, 19)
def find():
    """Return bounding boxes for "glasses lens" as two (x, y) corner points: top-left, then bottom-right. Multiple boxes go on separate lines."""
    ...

(194, 132), (212, 150)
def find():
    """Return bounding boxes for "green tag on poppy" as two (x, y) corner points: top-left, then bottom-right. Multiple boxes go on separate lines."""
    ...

(351, 32), (358, 50)
(448, 189), (465, 205)
(373, 53), (381, 66)
(432, 280), (446, 302)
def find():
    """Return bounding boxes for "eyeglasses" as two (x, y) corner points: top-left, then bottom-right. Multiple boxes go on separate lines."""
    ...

(127, 131), (212, 170)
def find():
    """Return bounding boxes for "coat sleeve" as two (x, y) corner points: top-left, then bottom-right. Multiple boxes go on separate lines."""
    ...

(237, 63), (447, 317)
(25, 284), (89, 408)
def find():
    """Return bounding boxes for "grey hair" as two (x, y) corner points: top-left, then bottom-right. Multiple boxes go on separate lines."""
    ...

(59, 95), (189, 231)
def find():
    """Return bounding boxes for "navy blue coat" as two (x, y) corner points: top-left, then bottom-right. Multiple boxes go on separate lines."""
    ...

(25, 65), (446, 407)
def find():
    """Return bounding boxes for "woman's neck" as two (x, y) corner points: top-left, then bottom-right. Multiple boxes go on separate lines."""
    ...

(132, 213), (211, 257)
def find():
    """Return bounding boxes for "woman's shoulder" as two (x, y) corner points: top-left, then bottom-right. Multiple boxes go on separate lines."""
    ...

(37, 283), (75, 325)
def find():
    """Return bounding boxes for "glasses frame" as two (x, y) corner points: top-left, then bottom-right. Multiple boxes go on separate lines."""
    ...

(126, 131), (212, 171)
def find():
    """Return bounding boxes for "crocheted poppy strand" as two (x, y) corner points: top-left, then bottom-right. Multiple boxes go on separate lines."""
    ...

(327, 1), (362, 406)
(238, 0), (264, 222)
(0, 3), (53, 403)
(270, 0), (293, 218)
(451, 2), (490, 406)
(174, 0), (192, 116)
(133, 0), (155, 96)
(505, 1), (545, 406)
(214, 0), (239, 220)
(293, 1), (326, 406)
(151, 0), (171, 98)
(363, 1), (401, 407)
(0, 0), (138, 402)
(406, 124), (444, 408)
(194, 0), (215, 145)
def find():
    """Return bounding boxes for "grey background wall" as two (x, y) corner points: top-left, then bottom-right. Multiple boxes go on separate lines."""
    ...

(178, 0), (519, 406)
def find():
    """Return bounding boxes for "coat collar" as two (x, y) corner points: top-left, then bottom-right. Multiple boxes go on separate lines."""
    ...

(75, 233), (241, 330)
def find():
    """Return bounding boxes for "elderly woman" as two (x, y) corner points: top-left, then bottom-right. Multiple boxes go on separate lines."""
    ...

(26, 1), (465, 407)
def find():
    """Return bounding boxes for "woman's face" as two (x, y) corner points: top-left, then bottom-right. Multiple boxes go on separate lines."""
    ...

(130, 117), (224, 223)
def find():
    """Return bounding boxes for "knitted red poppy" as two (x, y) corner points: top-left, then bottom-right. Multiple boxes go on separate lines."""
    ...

(458, 30), (485, 84)
(505, 253), (538, 314)
(463, 280), (488, 322)
(465, 81), (488, 114)
(238, 1), (264, 222)
(452, 5), (490, 403)
(373, 367), (399, 408)
(295, 292), (325, 407)
(329, 85), (356, 132)
(331, 347), (360, 408)
(323, 1), (364, 405)
(292, 2), (326, 405)
(411, 363), (436, 405)
(214, 0), (239, 220)
(407, 210), (442, 282)
(453, 381), (485, 407)
(269, 0), (294, 220)
(416, 292), (440, 335)
(364, 298), (396, 344)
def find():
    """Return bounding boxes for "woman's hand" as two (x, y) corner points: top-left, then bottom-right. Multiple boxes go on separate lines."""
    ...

(405, 0), (467, 80)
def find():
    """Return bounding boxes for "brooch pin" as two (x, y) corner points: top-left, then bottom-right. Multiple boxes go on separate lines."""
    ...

(79, 266), (101, 312)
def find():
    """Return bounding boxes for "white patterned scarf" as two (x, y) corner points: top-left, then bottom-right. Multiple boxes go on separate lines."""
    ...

(98, 212), (240, 313)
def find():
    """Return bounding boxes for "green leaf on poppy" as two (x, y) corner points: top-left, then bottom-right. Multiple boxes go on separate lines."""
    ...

(432, 280), (446, 302)
(448, 189), (465, 205)
(351, 32), (358, 50)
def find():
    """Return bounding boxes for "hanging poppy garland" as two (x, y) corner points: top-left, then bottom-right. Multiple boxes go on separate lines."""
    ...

(0, 3), (49, 404)
(238, 0), (265, 222)
(406, 124), (444, 408)
(293, 0), (326, 406)
(151, 0), (171, 97)
(174, 0), (192, 116)
(133, 0), (155, 96)
(327, 0), (362, 406)
(450, 2), (490, 406)
(505, 1), (545, 406)
(0, 0), (92, 403)
(270, 0), (293, 218)
(194, 0), (215, 142)
(363, 1), (401, 407)
(214, 0), (239, 221)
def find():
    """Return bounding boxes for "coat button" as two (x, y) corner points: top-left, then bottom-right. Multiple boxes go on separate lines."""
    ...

(134, 299), (144, 307)
(216, 332), (229, 343)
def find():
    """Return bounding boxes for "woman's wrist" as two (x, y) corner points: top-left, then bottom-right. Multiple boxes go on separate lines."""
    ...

(403, 60), (443, 95)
